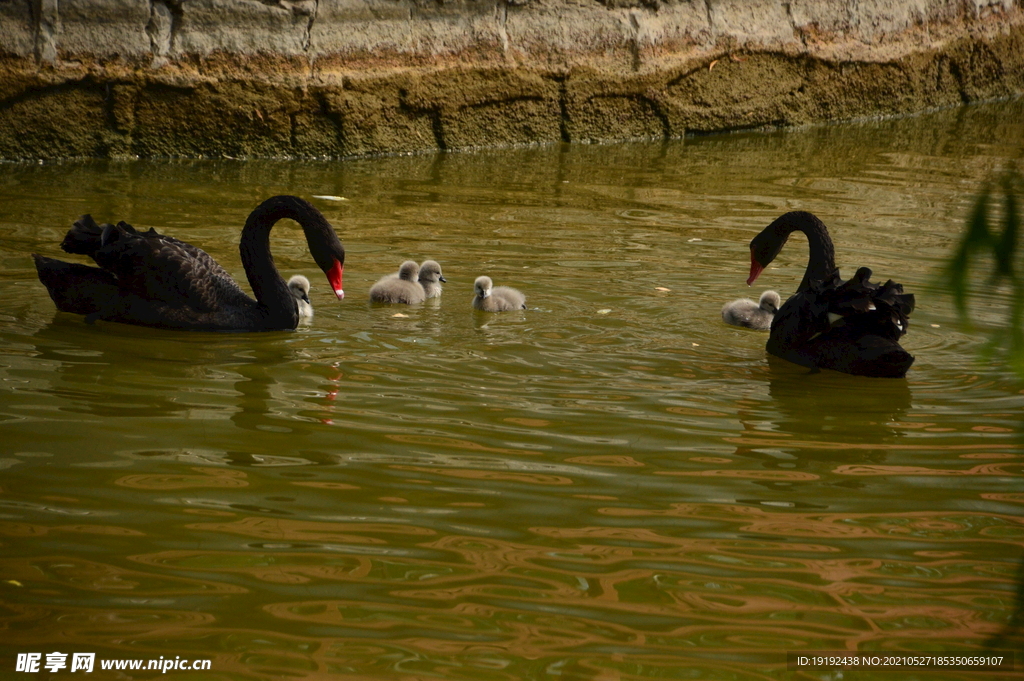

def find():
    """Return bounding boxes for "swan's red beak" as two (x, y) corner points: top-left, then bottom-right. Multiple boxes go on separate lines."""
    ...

(327, 260), (344, 300)
(747, 251), (764, 286)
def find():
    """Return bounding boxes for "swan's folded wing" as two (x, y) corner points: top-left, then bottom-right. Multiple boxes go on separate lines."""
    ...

(92, 224), (247, 312)
(769, 290), (831, 348)
(33, 255), (119, 315)
(806, 327), (915, 378)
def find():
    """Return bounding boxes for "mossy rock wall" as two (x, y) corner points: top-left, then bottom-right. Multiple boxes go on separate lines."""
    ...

(1, 0), (1022, 160)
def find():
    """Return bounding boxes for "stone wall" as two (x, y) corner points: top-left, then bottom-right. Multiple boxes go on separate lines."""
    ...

(0, 0), (1021, 160)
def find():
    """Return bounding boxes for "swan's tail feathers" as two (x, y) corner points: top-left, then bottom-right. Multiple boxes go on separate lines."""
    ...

(824, 270), (915, 340)
(874, 281), (915, 337)
(33, 254), (119, 316)
(60, 215), (106, 256)
(61, 216), (145, 257)
(850, 267), (873, 287)
(879, 280), (915, 315)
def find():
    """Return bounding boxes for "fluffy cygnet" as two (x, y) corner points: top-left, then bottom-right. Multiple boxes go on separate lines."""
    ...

(418, 260), (446, 299)
(473, 275), (526, 312)
(287, 275), (313, 319)
(369, 260), (426, 305)
(721, 290), (781, 330)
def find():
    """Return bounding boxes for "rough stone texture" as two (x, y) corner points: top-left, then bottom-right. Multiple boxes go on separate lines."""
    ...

(0, 0), (1021, 160)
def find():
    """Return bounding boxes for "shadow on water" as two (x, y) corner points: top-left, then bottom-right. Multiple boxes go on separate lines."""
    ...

(26, 317), (212, 419)
(228, 345), (292, 435)
(729, 356), (914, 471)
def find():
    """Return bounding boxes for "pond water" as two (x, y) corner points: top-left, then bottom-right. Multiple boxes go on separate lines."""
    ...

(1, 100), (1023, 680)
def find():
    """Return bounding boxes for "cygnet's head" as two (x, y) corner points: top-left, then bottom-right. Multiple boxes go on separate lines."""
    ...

(759, 290), (781, 312)
(288, 274), (313, 318)
(418, 260), (446, 284)
(474, 276), (493, 298)
(288, 275), (311, 303)
(398, 260), (420, 282)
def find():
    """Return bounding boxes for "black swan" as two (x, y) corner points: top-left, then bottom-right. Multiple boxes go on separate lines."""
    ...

(473, 276), (526, 312)
(32, 195), (344, 331)
(418, 260), (446, 299)
(369, 261), (426, 304)
(722, 290), (781, 330)
(747, 211), (915, 378)
(288, 275), (313, 319)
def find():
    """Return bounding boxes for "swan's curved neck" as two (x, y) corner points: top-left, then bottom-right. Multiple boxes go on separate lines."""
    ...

(771, 212), (836, 292)
(239, 197), (332, 327)
(795, 216), (836, 292)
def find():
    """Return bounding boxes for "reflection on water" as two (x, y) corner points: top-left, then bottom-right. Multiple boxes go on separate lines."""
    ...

(1, 100), (1023, 677)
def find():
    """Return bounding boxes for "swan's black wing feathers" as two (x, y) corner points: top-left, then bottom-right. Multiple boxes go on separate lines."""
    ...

(768, 270), (840, 347)
(33, 254), (118, 316)
(62, 217), (250, 312)
(792, 325), (916, 378)
(825, 269), (914, 341)
(768, 268), (915, 378)
(769, 286), (828, 348)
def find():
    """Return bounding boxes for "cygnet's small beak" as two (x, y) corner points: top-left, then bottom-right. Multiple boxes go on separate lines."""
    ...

(439, 275), (447, 283)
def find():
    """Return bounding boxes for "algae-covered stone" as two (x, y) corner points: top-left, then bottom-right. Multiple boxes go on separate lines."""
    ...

(0, 0), (1022, 160)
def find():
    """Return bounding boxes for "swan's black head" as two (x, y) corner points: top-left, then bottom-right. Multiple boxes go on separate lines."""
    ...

(304, 217), (345, 300)
(309, 236), (344, 300)
(748, 227), (788, 285)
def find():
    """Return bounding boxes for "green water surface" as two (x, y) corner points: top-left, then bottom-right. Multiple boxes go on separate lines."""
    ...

(1, 100), (1023, 680)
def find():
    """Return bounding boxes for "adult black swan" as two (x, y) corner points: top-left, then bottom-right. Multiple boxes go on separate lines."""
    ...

(32, 195), (344, 331)
(747, 211), (915, 378)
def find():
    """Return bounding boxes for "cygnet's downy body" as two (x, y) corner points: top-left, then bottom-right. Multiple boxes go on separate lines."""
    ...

(369, 261), (426, 305)
(721, 290), (781, 330)
(418, 260), (446, 299)
(287, 275), (313, 319)
(473, 276), (526, 312)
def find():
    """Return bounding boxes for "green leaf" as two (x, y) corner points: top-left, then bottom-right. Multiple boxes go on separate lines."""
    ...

(944, 170), (1024, 378)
